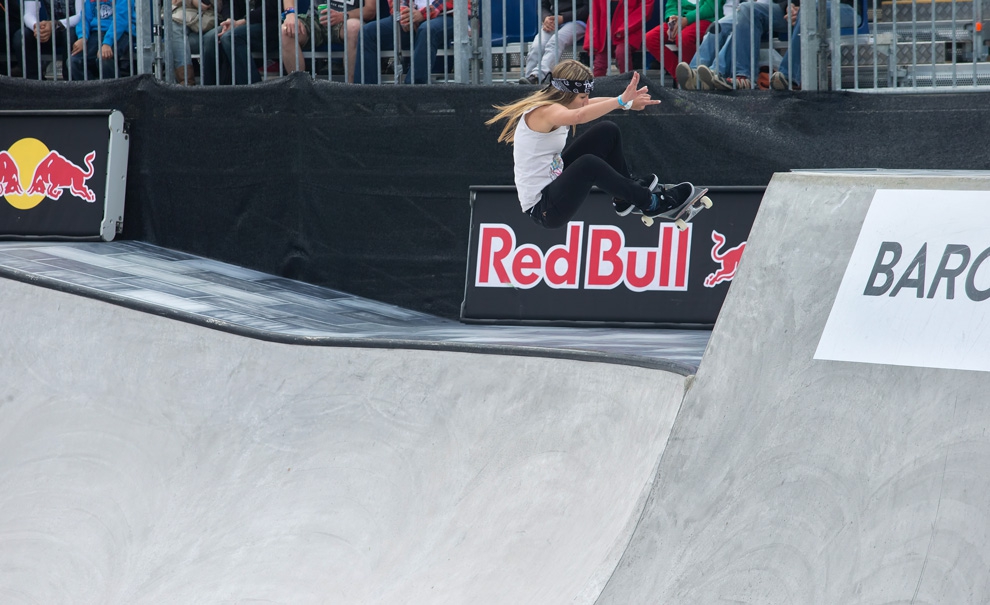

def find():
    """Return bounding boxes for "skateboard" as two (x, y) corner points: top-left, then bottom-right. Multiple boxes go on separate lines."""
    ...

(641, 187), (713, 229)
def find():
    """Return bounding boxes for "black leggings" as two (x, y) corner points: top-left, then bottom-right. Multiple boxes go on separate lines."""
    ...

(530, 120), (650, 229)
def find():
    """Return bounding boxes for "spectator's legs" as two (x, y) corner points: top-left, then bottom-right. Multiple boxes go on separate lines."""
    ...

(355, 15), (396, 84)
(538, 22), (585, 78)
(721, 2), (778, 79)
(690, 17), (732, 69)
(659, 20), (710, 78)
(644, 24), (666, 73)
(14, 27), (74, 79)
(281, 15), (311, 72)
(169, 20), (196, 83)
(407, 14), (453, 84)
(14, 28), (41, 79)
(344, 17), (362, 83)
(69, 36), (100, 80)
(777, 1), (855, 86)
(222, 23), (264, 84)
(201, 28), (221, 84)
(614, 42), (637, 74)
(591, 50), (608, 76)
(98, 33), (132, 78)
(523, 29), (551, 79)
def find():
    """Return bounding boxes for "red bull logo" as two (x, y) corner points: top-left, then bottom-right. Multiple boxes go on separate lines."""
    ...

(704, 230), (747, 288)
(0, 138), (97, 209)
(476, 221), (693, 291)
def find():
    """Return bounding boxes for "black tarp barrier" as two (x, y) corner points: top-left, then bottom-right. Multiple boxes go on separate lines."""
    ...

(1, 73), (988, 319)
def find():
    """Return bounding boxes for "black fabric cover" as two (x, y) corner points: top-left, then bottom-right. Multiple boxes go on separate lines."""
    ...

(1, 72), (988, 318)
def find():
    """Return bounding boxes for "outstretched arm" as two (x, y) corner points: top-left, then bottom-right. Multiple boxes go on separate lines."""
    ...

(531, 72), (660, 130)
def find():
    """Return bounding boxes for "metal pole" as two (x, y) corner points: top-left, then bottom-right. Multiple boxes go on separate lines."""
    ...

(481, 0), (490, 84)
(452, 0), (468, 82)
(799, 0), (819, 91)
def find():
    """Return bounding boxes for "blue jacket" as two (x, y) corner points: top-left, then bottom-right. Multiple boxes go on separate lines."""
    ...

(75, 0), (131, 46)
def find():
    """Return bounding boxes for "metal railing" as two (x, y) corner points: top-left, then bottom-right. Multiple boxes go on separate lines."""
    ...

(2, 0), (990, 90)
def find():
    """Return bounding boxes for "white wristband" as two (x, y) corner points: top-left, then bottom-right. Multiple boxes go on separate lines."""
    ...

(617, 96), (632, 110)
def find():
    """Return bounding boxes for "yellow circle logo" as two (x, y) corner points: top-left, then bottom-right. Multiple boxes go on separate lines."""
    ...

(2, 138), (50, 210)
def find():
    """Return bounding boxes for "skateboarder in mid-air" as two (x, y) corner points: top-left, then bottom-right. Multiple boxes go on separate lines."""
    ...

(485, 59), (707, 229)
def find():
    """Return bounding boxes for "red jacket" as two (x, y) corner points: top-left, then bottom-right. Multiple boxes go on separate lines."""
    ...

(583, 0), (654, 53)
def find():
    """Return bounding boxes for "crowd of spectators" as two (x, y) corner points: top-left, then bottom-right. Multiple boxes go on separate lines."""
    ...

(0, 0), (855, 87)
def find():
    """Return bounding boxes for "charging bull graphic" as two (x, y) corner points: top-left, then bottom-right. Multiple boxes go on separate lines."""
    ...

(0, 151), (24, 196)
(704, 230), (747, 288)
(27, 150), (97, 203)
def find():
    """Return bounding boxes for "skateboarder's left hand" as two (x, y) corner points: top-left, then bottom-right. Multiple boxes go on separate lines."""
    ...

(620, 72), (660, 111)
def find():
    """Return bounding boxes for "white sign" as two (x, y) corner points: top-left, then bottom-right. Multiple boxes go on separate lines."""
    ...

(815, 189), (990, 372)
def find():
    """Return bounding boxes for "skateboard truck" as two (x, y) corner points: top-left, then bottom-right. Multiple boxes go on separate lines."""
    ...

(642, 192), (714, 229)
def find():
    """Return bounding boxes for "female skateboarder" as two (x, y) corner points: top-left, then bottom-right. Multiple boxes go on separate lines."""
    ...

(485, 59), (700, 229)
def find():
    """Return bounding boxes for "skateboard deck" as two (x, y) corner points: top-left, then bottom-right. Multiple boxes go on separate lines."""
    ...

(641, 187), (713, 229)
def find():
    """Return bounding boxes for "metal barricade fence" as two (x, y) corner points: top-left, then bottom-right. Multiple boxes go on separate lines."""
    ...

(2, 0), (990, 89)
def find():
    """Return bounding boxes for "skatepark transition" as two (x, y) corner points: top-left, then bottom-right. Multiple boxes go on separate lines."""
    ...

(3, 170), (990, 603)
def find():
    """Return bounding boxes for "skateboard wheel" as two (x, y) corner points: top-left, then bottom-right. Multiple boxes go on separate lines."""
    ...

(701, 196), (713, 209)
(675, 219), (687, 231)
(642, 216), (654, 227)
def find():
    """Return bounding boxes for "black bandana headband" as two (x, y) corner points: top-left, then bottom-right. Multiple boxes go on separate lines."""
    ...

(550, 77), (594, 94)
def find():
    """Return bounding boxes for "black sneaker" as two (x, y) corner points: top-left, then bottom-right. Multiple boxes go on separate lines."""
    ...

(636, 173), (660, 192)
(612, 198), (634, 216)
(614, 174), (659, 216)
(642, 182), (697, 218)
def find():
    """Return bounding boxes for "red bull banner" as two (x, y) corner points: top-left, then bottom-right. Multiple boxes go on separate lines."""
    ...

(0, 110), (129, 241)
(462, 186), (763, 326)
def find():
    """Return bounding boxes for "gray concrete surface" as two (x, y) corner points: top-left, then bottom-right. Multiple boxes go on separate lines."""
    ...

(596, 171), (990, 604)
(0, 276), (688, 604)
(9, 170), (990, 604)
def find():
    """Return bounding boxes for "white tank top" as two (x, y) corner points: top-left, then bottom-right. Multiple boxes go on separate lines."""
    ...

(512, 108), (569, 212)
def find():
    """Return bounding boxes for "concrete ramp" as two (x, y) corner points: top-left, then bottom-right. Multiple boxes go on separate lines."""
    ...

(596, 171), (990, 604)
(0, 276), (688, 604)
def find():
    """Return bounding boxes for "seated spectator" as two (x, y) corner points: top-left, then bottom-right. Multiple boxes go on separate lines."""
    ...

(519, 0), (589, 85)
(644, 0), (721, 81)
(168, 0), (221, 85)
(769, 0), (855, 89)
(280, 0), (374, 83)
(201, 0), (279, 85)
(13, 0), (81, 80)
(353, 0), (456, 84)
(583, 0), (655, 77)
(695, 0), (794, 89)
(69, 0), (132, 79)
(1, 0), (20, 75)
(690, 0), (854, 90)
(674, 0), (746, 89)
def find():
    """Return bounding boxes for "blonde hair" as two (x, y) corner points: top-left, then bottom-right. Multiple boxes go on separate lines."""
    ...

(485, 60), (594, 144)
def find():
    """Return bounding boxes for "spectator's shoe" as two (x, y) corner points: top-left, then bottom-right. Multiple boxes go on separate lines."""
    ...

(613, 174), (659, 216)
(675, 62), (697, 90)
(697, 65), (717, 90)
(711, 72), (751, 90)
(770, 71), (800, 90)
(518, 74), (539, 85)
